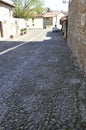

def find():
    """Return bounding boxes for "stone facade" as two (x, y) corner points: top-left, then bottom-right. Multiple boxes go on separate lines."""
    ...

(68, 0), (86, 74)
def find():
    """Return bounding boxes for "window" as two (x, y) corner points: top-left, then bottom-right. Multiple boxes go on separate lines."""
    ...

(46, 18), (49, 20)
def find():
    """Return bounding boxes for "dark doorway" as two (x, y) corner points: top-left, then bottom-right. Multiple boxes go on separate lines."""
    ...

(0, 22), (3, 37)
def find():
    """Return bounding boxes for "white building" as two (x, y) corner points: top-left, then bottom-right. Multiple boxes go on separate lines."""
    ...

(27, 14), (44, 29)
(0, 0), (16, 38)
(27, 12), (66, 29)
(43, 12), (58, 29)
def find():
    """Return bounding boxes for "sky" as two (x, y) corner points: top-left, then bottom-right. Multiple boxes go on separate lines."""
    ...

(44, 0), (69, 11)
(7, 0), (69, 11)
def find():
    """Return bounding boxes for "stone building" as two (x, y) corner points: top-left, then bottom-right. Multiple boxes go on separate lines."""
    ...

(68, 0), (86, 74)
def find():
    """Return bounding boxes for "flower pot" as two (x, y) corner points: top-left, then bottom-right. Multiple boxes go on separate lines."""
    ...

(10, 35), (13, 38)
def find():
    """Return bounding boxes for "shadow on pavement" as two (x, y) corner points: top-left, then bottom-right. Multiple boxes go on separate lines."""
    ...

(0, 31), (60, 53)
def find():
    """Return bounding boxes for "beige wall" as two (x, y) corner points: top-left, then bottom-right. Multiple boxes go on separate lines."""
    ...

(53, 16), (57, 27)
(0, 2), (15, 38)
(27, 17), (43, 29)
(14, 18), (27, 33)
(68, 0), (86, 73)
(0, 2), (13, 18)
(0, 2), (27, 38)
(2, 18), (16, 37)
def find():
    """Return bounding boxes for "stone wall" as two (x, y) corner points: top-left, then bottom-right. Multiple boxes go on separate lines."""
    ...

(68, 0), (86, 74)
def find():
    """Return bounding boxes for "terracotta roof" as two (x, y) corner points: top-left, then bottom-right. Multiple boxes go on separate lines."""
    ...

(34, 14), (43, 18)
(0, 0), (15, 7)
(43, 11), (60, 18)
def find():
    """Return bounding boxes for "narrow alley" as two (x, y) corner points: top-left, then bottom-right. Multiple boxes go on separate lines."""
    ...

(0, 30), (86, 130)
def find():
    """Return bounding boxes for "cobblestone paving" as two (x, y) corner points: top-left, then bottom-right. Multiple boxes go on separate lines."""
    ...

(0, 30), (44, 52)
(0, 30), (86, 130)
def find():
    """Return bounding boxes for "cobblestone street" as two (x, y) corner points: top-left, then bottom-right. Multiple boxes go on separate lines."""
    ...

(0, 30), (86, 130)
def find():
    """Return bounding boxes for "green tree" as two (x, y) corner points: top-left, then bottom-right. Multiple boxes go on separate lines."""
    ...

(11, 0), (23, 18)
(12, 0), (44, 19)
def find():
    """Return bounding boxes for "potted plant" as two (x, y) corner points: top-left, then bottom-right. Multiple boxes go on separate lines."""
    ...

(23, 28), (27, 34)
(20, 28), (24, 35)
(10, 35), (13, 38)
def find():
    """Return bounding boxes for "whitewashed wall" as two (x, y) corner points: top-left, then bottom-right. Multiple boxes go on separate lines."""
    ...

(2, 18), (16, 37)
(27, 17), (43, 29)
(14, 18), (27, 34)
(53, 16), (57, 27)
(0, 2), (16, 38)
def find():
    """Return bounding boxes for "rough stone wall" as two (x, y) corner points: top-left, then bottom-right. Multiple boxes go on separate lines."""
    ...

(68, 0), (86, 74)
